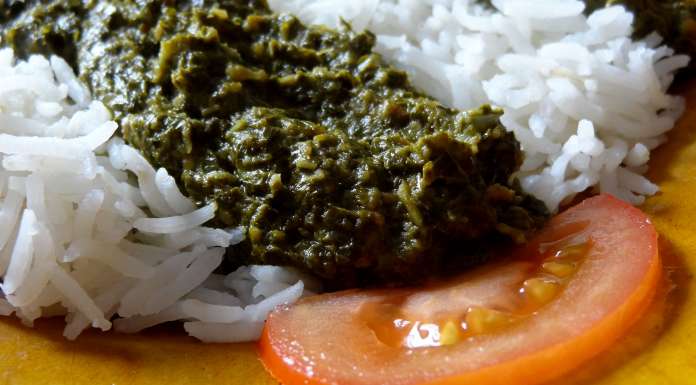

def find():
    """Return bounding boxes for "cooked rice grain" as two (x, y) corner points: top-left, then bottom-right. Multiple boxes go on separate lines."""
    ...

(0, 49), (313, 342)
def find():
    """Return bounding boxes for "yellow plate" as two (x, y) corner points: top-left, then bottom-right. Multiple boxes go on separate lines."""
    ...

(1, 89), (695, 385)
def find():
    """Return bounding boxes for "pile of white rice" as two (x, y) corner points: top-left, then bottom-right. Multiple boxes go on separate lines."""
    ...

(269, 0), (689, 210)
(0, 49), (318, 342)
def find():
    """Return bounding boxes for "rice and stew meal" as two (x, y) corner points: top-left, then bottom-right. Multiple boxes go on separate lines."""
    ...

(0, 0), (692, 383)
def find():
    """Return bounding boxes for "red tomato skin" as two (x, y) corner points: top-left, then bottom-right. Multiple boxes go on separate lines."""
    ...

(259, 195), (661, 385)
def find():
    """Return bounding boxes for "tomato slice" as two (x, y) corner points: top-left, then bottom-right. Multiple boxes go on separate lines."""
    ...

(259, 194), (661, 385)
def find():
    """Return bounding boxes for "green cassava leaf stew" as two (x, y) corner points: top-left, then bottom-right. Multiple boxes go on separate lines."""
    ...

(1, 0), (551, 287)
(1, 0), (693, 288)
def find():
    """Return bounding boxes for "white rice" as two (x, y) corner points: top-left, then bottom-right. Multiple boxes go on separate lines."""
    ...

(268, 0), (689, 210)
(0, 49), (316, 342)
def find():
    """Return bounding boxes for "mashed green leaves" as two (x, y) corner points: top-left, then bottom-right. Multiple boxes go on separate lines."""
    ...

(1, 0), (548, 286)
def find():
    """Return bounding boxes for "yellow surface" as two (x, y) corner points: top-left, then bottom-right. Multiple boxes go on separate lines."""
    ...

(0, 94), (695, 385)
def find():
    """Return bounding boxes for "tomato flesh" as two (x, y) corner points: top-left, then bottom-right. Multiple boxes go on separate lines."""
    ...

(259, 195), (661, 385)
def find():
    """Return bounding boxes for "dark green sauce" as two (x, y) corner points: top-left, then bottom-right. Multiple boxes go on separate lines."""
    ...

(1, 0), (549, 286)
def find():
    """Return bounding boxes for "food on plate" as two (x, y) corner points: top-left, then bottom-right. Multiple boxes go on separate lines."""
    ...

(0, 47), (324, 341)
(1, 0), (548, 285)
(472, 0), (696, 64)
(274, 0), (690, 210)
(0, 0), (688, 358)
(260, 194), (662, 385)
(584, 0), (696, 71)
